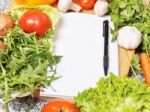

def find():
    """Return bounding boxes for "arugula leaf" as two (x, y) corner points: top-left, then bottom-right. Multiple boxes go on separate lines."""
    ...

(0, 25), (61, 102)
(0, 6), (61, 111)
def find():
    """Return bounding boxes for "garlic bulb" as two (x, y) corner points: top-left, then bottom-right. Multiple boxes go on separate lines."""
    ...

(94, 1), (108, 16)
(117, 26), (142, 49)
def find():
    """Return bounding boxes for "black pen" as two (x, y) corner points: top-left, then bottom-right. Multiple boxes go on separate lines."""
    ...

(103, 20), (109, 76)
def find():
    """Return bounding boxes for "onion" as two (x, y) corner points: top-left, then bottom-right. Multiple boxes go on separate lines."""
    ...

(0, 40), (5, 51)
(0, 13), (14, 36)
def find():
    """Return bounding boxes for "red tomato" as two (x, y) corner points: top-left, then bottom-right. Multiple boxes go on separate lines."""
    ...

(40, 100), (80, 112)
(19, 10), (52, 38)
(78, 0), (96, 10)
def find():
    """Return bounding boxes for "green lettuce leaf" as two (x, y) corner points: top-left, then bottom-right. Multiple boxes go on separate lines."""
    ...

(74, 73), (150, 112)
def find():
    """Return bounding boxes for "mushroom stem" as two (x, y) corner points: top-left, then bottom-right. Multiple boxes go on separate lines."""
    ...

(58, 0), (81, 13)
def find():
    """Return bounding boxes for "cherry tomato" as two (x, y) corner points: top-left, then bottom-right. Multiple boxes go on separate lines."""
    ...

(40, 100), (80, 112)
(19, 10), (52, 38)
(78, 0), (96, 10)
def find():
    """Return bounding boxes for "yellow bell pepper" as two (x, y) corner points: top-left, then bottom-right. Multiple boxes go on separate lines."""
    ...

(14, 0), (58, 6)
(14, 0), (26, 4)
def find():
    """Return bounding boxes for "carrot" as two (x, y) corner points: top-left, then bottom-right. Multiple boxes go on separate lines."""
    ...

(140, 52), (150, 86)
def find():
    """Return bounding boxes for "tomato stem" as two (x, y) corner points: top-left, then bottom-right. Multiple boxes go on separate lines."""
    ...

(58, 106), (63, 112)
(58, 106), (73, 112)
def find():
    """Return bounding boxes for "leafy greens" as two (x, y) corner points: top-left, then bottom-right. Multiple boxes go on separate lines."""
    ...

(109, 0), (150, 56)
(75, 73), (150, 112)
(131, 54), (143, 74)
(109, 0), (150, 75)
(0, 5), (61, 111)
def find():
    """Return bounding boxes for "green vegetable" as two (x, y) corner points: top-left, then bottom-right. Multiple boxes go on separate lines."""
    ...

(75, 73), (150, 112)
(142, 36), (150, 56)
(131, 54), (143, 74)
(109, 0), (150, 43)
(0, 6), (61, 112)
(109, 0), (150, 75)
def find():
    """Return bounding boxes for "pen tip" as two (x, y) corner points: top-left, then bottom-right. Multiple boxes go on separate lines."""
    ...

(104, 68), (108, 76)
(104, 72), (107, 76)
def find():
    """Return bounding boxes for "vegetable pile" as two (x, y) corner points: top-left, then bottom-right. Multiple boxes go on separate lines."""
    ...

(0, 5), (60, 111)
(109, 0), (150, 84)
(109, 0), (150, 42)
(75, 73), (150, 112)
(109, 0), (150, 52)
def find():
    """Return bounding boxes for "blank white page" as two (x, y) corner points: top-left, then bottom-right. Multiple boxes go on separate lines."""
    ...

(40, 13), (118, 97)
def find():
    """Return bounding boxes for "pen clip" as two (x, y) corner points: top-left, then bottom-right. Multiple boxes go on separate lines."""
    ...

(103, 20), (109, 37)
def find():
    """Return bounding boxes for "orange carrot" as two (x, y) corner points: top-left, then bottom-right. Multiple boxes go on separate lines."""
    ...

(140, 52), (150, 86)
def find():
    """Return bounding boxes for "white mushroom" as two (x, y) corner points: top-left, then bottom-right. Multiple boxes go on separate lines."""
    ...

(58, 0), (81, 13)
(94, 1), (108, 16)
(117, 26), (142, 49)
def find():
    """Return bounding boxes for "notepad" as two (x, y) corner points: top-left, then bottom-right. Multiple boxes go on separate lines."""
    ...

(40, 13), (118, 97)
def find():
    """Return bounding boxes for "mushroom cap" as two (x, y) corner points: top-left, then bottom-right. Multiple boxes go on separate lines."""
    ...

(58, 0), (72, 12)
(94, 1), (108, 16)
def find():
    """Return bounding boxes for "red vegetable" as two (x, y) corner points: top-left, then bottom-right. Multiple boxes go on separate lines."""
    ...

(40, 100), (80, 112)
(77, 0), (96, 10)
(19, 10), (52, 38)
